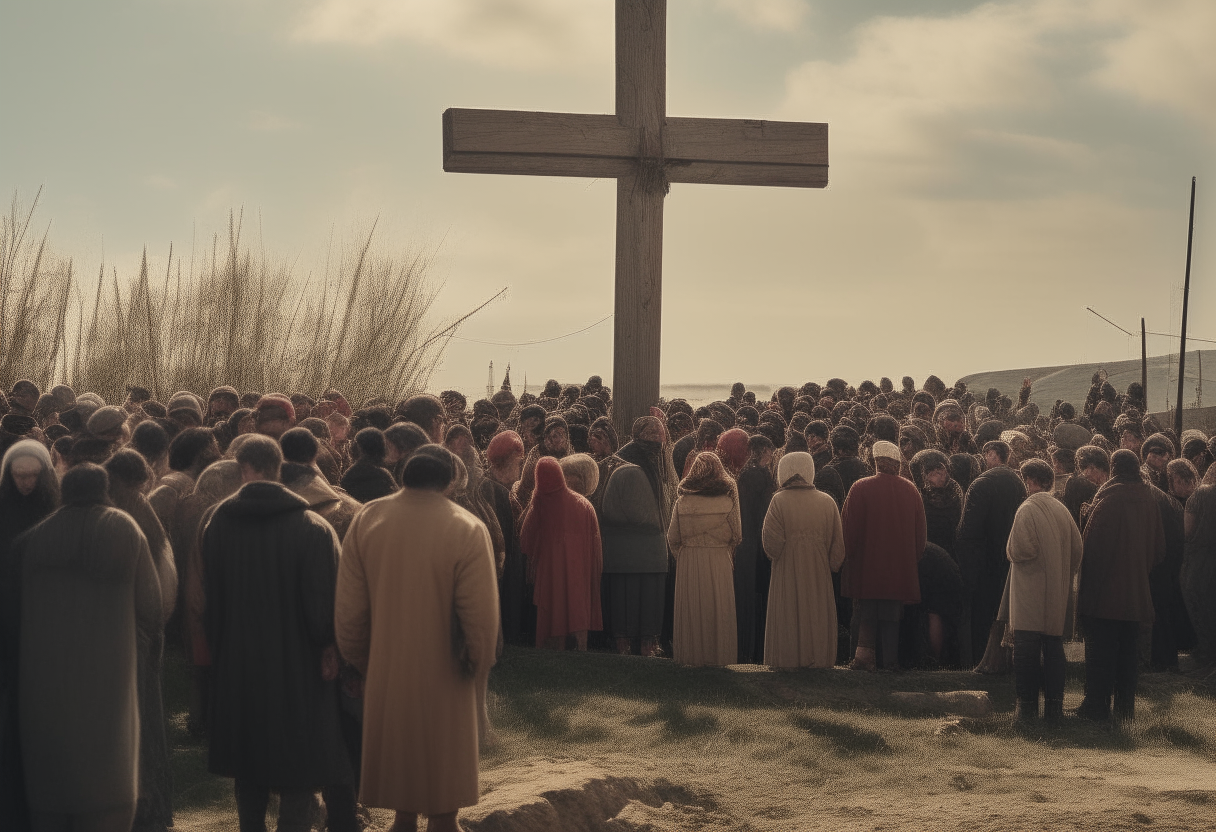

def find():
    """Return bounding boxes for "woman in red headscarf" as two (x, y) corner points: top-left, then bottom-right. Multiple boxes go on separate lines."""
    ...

(520, 457), (603, 650)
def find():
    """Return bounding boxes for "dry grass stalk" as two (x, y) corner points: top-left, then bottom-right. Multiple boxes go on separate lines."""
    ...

(1, 195), (499, 406)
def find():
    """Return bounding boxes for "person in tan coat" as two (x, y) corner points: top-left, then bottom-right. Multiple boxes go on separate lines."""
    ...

(762, 452), (846, 669)
(667, 452), (740, 667)
(335, 451), (499, 832)
(1006, 460), (1084, 724)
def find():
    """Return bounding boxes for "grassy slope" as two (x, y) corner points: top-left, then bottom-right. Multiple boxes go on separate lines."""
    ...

(958, 349), (1216, 421)
(168, 644), (1216, 831)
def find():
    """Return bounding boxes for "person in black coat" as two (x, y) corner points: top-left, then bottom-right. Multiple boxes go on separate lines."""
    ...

(0, 441), (59, 832)
(202, 436), (354, 832)
(954, 440), (1027, 668)
(339, 428), (397, 504)
(825, 425), (870, 498)
(910, 449), (964, 556)
(735, 435), (776, 663)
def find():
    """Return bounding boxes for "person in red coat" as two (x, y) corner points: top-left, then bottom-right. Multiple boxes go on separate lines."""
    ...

(520, 457), (603, 650)
(841, 440), (927, 670)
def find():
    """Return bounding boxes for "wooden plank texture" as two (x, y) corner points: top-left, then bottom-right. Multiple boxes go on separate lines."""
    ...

(667, 160), (828, 188)
(443, 109), (634, 158)
(665, 117), (827, 166)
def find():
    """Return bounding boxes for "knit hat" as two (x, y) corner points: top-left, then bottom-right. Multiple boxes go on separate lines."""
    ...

(1053, 422), (1092, 452)
(255, 394), (295, 423)
(933, 399), (963, 422)
(486, 430), (524, 466)
(871, 440), (901, 462)
(168, 394), (204, 423)
(1141, 433), (1173, 457)
(87, 406), (127, 438)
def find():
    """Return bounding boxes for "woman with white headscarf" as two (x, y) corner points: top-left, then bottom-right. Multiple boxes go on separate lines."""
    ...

(762, 451), (846, 669)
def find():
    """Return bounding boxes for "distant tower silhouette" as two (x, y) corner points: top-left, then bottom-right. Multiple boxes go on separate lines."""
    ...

(501, 364), (512, 393)
(487, 361), (494, 398)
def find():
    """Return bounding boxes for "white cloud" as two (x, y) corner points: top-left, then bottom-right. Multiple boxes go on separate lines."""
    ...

(1089, 0), (1216, 132)
(777, 0), (1214, 194)
(716, 0), (809, 32)
(292, 0), (611, 71)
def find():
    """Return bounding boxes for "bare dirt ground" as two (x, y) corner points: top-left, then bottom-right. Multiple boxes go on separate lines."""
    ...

(168, 646), (1216, 832)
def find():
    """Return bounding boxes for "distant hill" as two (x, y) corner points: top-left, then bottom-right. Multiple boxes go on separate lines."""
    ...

(960, 349), (1216, 431)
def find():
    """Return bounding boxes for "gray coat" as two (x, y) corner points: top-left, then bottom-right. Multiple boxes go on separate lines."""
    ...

(599, 464), (668, 573)
(16, 504), (161, 813)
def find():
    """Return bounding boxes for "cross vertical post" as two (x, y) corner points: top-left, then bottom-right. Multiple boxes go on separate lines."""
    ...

(613, 0), (667, 439)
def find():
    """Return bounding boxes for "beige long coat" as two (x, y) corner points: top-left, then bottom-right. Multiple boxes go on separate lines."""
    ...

(762, 484), (846, 668)
(1006, 491), (1084, 636)
(667, 492), (741, 666)
(335, 488), (499, 814)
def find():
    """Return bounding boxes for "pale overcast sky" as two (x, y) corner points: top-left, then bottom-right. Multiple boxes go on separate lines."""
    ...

(2, 0), (1212, 393)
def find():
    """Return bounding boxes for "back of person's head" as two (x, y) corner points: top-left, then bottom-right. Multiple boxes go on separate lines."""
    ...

(104, 448), (152, 491)
(1110, 448), (1142, 479)
(1076, 445), (1110, 473)
(131, 420), (170, 464)
(236, 435), (283, 481)
(982, 440), (1011, 465)
(385, 421), (431, 457)
(61, 463), (110, 507)
(169, 427), (217, 472)
(353, 427), (387, 463)
(1051, 446), (1076, 473)
(402, 444), (455, 491)
(1019, 459), (1054, 492)
(396, 394), (444, 428)
(279, 426), (319, 465)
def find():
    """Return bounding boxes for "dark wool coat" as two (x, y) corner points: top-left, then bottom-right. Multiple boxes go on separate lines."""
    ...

(734, 465), (775, 663)
(827, 455), (871, 499)
(672, 434), (697, 484)
(841, 473), (927, 603)
(1148, 487), (1194, 661)
(599, 463), (667, 574)
(921, 481), (964, 557)
(814, 465), (846, 509)
(954, 466), (1026, 643)
(1063, 473), (1098, 529)
(339, 458), (398, 504)
(203, 482), (351, 789)
(1183, 485), (1216, 664)
(15, 504), (161, 813)
(485, 476), (531, 646)
(1, 491), (56, 830)
(1078, 477), (1166, 622)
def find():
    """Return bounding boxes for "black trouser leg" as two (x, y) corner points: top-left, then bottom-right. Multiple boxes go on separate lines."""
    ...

(1014, 630), (1044, 707)
(1114, 620), (1140, 720)
(275, 790), (316, 832)
(233, 780), (270, 832)
(1081, 616), (1116, 720)
(321, 784), (359, 832)
(1041, 634), (1066, 703)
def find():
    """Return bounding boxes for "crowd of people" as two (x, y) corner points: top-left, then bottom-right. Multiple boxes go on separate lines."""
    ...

(1, 370), (1214, 832)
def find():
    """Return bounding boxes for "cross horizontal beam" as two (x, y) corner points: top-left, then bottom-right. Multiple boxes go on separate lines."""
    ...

(443, 108), (828, 189)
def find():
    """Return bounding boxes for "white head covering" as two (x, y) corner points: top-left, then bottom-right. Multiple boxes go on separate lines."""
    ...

(776, 451), (815, 488)
(871, 440), (901, 462)
(1, 438), (53, 477)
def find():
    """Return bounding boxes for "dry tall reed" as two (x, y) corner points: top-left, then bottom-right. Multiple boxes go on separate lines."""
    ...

(1, 195), (498, 406)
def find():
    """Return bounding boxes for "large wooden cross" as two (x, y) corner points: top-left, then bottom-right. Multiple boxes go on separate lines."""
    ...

(443, 0), (828, 437)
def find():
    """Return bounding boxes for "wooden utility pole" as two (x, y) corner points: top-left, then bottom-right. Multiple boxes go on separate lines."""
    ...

(1141, 317), (1147, 408)
(1176, 177), (1197, 438)
(441, 0), (829, 438)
